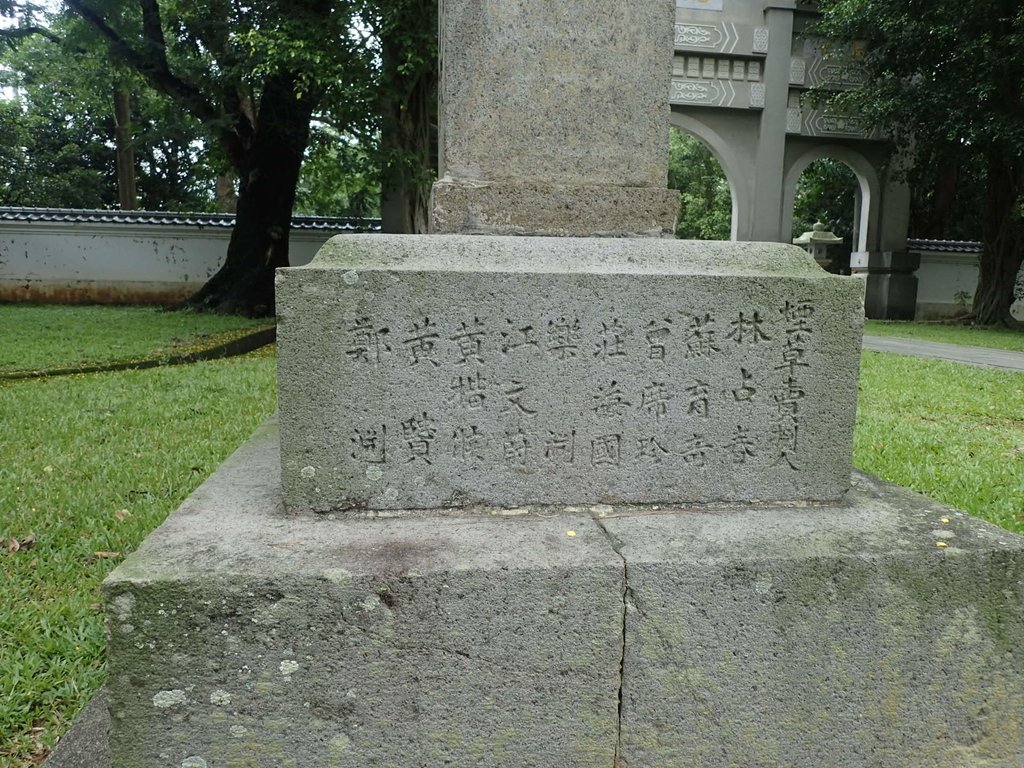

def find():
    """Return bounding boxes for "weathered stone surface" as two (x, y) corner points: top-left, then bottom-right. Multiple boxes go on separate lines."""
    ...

(437, 0), (674, 188)
(430, 181), (680, 237)
(276, 234), (864, 514)
(41, 689), (111, 768)
(432, 0), (677, 235)
(605, 474), (1024, 767)
(103, 422), (1024, 767)
(103, 421), (624, 768)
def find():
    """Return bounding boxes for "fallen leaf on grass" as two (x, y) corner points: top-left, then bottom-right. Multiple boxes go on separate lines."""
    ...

(93, 551), (122, 559)
(114, 509), (132, 521)
(7, 534), (36, 553)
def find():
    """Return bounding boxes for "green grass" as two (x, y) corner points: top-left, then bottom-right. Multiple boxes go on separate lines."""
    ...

(0, 351), (277, 767)
(1, 307), (1023, 767)
(0, 305), (269, 374)
(864, 319), (1024, 353)
(855, 350), (1024, 534)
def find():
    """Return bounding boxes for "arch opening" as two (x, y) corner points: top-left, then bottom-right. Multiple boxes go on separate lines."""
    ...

(666, 123), (736, 241)
(792, 158), (860, 273)
(784, 145), (879, 274)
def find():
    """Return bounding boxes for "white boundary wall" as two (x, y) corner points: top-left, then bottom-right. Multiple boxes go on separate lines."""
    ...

(0, 210), (376, 305)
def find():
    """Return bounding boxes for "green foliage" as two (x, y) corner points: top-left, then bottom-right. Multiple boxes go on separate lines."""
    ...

(667, 127), (731, 240)
(0, 12), (218, 210)
(815, 0), (1024, 323)
(294, 125), (380, 217)
(791, 158), (858, 242)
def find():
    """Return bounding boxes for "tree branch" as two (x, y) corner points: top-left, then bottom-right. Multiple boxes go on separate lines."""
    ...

(0, 25), (62, 47)
(65, 0), (219, 127)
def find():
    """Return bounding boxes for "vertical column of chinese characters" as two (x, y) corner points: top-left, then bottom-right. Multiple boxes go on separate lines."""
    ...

(399, 318), (442, 466)
(773, 301), (814, 470)
(346, 318), (391, 467)
(450, 317), (490, 468)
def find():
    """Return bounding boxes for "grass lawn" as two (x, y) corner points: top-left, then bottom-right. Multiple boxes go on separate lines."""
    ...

(0, 309), (1022, 766)
(864, 319), (1024, 353)
(0, 350), (277, 767)
(855, 350), (1024, 534)
(0, 305), (270, 374)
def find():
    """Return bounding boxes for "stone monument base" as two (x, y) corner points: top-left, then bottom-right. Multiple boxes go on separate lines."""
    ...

(430, 181), (680, 236)
(96, 421), (1024, 767)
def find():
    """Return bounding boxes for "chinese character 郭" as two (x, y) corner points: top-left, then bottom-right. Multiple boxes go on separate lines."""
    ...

(346, 317), (390, 363)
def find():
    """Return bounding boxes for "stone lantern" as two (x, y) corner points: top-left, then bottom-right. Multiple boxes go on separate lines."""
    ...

(794, 221), (844, 272)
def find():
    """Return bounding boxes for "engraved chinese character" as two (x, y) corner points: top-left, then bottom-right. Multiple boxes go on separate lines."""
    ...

(731, 368), (757, 402)
(452, 426), (487, 464)
(346, 318), (390, 363)
(501, 320), (540, 354)
(595, 319), (628, 360)
(401, 412), (437, 464)
(450, 373), (489, 410)
(775, 377), (805, 416)
(637, 436), (669, 464)
(503, 428), (530, 467)
(681, 434), (713, 467)
(776, 346), (810, 377)
(546, 317), (582, 359)
(592, 381), (632, 417)
(645, 318), (673, 360)
(725, 311), (771, 344)
(350, 426), (386, 464)
(450, 317), (486, 364)
(403, 317), (440, 367)
(772, 418), (800, 470)
(781, 300), (814, 346)
(591, 434), (622, 467)
(687, 380), (710, 417)
(501, 380), (538, 417)
(684, 313), (721, 358)
(728, 426), (756, 464)
(639, 382), (671, 420)
(544, 430), (576, 464)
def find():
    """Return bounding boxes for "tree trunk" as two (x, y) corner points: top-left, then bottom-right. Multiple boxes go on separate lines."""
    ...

(972, 152), (1024, 325)
(215, 174), (238, 213)
(113, 84), (137, 210)
(378, 0), (437, 234)
(186, 72), (318, 316)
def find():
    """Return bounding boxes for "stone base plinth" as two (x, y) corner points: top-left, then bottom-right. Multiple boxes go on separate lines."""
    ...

(100, 422), (1024, 767)
(430, 181), (680, 236)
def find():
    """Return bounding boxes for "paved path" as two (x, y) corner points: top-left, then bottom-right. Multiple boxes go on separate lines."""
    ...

(863, 335), (1024, 372)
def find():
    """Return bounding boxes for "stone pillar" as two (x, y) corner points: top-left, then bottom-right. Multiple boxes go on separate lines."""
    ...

(431, 0), (680, 237)
(852, 176), (917, 319)
(749, 2), (795, 242)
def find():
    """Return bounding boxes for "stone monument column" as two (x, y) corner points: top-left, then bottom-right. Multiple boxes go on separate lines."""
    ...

(430, 0), (681, 237)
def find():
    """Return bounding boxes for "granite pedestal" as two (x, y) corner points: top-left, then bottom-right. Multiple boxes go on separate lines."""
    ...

(92, 422), (1024, 767)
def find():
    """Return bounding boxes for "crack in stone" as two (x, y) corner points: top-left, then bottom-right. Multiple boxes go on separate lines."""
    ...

(594, 516), (629, 768)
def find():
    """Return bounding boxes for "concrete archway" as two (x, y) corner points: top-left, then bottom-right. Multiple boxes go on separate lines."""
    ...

(669, 111), (745, 241)
(782, 145), (879, 254)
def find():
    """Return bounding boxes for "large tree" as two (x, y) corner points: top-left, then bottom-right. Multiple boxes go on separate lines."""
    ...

(815, 0), (1024, 325)
(1, 12), (217, 210)
(60, 0), (372, 316)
